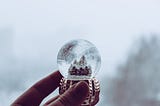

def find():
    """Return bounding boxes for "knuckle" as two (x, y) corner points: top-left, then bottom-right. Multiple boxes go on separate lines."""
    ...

(59, 95), (73, 106)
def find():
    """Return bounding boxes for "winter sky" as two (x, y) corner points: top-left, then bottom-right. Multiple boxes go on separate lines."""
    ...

(1, 0), (160, 77)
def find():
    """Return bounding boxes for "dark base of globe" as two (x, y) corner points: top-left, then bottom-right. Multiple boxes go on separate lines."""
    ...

(59, 78), (100, 106)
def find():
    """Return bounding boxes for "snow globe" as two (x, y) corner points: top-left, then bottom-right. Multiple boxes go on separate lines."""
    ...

(57, 39), (101, 105)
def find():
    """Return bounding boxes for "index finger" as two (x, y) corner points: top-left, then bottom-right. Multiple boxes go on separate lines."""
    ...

(12, 71), (62, 106)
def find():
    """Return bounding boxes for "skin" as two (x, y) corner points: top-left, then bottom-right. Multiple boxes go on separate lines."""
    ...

(11, 71), (99, 106)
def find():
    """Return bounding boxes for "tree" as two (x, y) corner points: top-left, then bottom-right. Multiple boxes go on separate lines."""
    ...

(107, 36), (160, 106)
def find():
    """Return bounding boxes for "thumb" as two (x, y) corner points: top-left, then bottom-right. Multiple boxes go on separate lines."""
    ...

(49, 81), (89, 106)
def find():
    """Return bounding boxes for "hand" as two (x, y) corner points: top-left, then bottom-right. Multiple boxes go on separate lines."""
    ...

(11, 71), (99, 106)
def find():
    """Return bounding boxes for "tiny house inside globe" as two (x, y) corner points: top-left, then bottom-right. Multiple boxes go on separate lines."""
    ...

(57, 39), (101, 80)
(68, 55), (92, 77)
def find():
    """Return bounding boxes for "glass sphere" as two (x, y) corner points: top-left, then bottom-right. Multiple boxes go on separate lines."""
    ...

(57, 39), (101, 80)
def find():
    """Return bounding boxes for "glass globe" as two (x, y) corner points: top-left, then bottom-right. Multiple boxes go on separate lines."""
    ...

(57, 39), (101, 80)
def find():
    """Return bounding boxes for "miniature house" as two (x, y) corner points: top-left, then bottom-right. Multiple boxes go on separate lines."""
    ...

(68, 55), (92, 76)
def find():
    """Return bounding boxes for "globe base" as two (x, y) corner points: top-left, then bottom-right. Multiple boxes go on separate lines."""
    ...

(59, 77), (100, 106)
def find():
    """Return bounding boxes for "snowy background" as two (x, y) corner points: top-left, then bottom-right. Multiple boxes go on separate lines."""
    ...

(0, 0), (160, 106)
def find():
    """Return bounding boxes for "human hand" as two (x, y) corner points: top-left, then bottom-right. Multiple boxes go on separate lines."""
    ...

(11, 71), (99, 106)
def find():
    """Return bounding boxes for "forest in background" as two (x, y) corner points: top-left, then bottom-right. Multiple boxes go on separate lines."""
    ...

(105, 35), (160, 106)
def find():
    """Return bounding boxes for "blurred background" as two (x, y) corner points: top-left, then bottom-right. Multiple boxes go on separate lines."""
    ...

(0, 0), (160, 106)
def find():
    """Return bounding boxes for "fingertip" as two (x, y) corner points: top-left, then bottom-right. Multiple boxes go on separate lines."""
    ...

(74, 81), (89, 99)
(50, 70), (63, 80)
(50, 81), (90, 106)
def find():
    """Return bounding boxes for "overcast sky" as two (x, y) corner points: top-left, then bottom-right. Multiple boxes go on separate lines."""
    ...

(1, 0), (160, 77)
